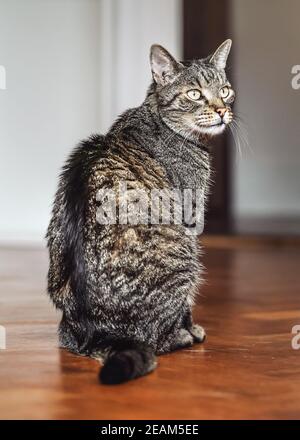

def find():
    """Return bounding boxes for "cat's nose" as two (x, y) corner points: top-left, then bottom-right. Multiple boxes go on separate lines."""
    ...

(216, 107), (227, 118)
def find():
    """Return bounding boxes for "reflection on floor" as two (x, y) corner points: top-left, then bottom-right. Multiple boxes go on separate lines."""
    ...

(0, 236), (300, 419)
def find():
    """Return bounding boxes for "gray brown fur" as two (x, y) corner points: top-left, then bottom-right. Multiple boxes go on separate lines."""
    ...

(46, 41), (234, 384)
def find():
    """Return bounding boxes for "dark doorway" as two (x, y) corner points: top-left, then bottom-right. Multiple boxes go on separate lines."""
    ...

(183, 0), (232, 233)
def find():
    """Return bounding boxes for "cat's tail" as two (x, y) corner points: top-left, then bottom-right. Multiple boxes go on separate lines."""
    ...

(99, 342), (157, 385)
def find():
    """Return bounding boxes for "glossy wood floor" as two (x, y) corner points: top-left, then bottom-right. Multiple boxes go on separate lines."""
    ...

(1, 237), (300, 420)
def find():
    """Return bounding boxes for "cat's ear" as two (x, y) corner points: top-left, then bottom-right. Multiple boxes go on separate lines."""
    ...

(150, 45), (181, 86)
(210, 39), (232, 70)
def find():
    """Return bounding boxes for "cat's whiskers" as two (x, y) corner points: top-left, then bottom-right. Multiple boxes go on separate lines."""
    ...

(228, 116), (251, 159)
(228, 123), (242, 157)
(233, 116), (252, 154)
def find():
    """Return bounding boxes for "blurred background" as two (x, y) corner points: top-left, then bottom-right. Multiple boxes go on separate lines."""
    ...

(0, 0), (299, 244)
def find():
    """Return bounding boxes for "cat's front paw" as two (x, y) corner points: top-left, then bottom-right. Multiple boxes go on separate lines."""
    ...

(189, 324), (206, 343)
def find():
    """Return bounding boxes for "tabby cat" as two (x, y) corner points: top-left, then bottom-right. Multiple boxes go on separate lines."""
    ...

(46, 40), (234, 384)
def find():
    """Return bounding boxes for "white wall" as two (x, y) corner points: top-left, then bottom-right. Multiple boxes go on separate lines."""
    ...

(0, 0), (101, 243)
(231, 0), (300, 220)
(99, 0), (182, 132)
(0, 0), (181, 244)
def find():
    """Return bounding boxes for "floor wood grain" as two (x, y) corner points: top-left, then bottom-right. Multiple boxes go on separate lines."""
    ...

(0, 238), (300, 419)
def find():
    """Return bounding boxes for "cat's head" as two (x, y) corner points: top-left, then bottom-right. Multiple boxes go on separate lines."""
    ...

(150, 40), (234, 137)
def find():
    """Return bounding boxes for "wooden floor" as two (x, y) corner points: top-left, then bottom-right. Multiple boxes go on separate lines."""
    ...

(1, 237), (300, 420)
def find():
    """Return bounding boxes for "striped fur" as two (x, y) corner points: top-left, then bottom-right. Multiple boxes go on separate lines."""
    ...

(46, 41), (234, 384)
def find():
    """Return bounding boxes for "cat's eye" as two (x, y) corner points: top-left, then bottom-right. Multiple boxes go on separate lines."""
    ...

(220, 86), (230, 99)
(187, 89), (201, 101)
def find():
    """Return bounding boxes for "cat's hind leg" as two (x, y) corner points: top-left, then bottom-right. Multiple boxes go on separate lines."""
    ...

(189, 324), (206, 343)
(183, 309), (206, 343)
(157, 328), (194, 354)
(157, 311), (206, 354)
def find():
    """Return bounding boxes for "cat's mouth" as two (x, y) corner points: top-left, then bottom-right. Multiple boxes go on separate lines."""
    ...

(207, 121), (225, 127)
(207, 116), (233, 127)
(191, 114), (232, 136)
(195, 122), (227, 136)
(199, 120), (226, 130)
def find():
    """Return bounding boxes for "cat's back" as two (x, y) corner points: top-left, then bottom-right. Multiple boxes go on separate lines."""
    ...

(47, 130), (170, 294)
